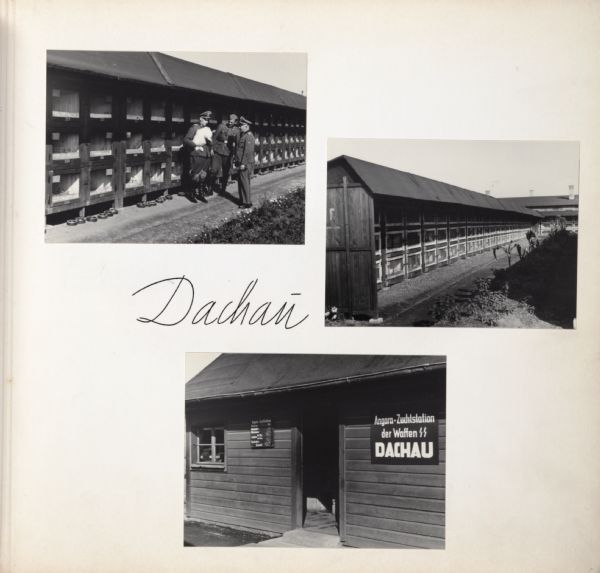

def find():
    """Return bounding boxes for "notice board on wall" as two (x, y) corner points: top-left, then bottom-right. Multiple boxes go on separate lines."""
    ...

(250, 418), (274, 448)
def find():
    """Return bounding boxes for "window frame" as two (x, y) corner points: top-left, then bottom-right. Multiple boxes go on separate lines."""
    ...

(191, 426), (226, 470)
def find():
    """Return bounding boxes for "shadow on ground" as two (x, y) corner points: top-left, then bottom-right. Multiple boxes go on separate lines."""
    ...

(184, 521), (276, 547)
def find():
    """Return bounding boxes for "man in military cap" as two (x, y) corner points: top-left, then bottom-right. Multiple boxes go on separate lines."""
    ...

(210, 113), (239, 195)
(183, 111), (213, 200)
(235, 116), (255, 208)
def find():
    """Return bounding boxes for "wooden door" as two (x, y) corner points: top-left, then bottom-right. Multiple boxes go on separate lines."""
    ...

(326, 179), (377, 317)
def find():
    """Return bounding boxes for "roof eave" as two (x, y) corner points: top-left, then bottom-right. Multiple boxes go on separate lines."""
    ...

(185, 361), (446, 403)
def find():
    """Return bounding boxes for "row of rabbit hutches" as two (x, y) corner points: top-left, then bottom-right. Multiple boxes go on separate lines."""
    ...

(185, 353), (446, 549)
(45, 51), (306, 220)
(326, 156), (542, 317)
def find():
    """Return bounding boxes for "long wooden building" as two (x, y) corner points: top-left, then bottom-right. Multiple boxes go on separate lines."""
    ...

(326, 155), (542, 317)
(46, 51), (306, 221)
(503, 194), (579, 234)
(185, 353), (446, 549)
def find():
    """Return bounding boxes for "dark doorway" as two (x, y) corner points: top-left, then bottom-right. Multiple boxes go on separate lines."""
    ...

(302, 408), (339, 535)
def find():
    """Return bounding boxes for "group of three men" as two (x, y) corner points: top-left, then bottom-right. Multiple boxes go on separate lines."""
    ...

(183, 111), (255, 208)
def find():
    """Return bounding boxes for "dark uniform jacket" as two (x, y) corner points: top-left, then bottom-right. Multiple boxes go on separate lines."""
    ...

(236, 130), (255, 168)
(227, 126), (241, 156)
(212, 122), (230, 156)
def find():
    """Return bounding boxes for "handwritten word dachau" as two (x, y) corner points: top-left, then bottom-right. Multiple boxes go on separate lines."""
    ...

(132, 277), (309, 330)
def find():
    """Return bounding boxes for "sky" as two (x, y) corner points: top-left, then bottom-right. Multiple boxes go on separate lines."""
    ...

(185, 353), (221, 382)
(327, 139), (580, 199)
(164, 52), (307, 95)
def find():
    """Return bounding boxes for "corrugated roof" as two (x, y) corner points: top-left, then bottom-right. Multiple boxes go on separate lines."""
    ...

(331, 155), (541, 218)
(186, 354), (445, 402)
(502, 195), (579, 208)
(47, 51), (307, 110)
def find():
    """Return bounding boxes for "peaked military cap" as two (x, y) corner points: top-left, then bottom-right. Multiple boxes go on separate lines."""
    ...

(239, 116), (253, 126)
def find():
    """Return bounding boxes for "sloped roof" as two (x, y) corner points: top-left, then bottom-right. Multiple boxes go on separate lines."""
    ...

(502, 195), (579, 208)
(330, 155), (541, 218)
(47, 50), (168, 85)
(47, 51), (306, 110)
(532, 209), (579, 218)
(186, 354), (445, 401)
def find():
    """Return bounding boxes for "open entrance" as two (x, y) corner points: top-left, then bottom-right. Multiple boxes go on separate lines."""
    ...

(302, 410), (339, 536)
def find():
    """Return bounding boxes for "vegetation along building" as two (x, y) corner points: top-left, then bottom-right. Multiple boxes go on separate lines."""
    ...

(326, 155), (542, 317)
(185, 353), (446, 549)
(46, 51), (306, 222)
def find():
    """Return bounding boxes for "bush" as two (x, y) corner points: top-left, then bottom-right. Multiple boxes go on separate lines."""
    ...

(490, 229), (577, 327)
(431, 278), (533, 326)
(186, 188), (305, 244)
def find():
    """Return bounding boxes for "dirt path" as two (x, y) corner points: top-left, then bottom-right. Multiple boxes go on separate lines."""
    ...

(46, 165), (305, 244)
(377, 240), (531, 326)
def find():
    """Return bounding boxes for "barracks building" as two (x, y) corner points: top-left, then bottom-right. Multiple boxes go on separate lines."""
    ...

(185, 353), (446, 549)
(502, 194), (579, 234)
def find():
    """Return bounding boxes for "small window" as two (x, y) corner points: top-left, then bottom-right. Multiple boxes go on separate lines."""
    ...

(192, 427), (225, 469)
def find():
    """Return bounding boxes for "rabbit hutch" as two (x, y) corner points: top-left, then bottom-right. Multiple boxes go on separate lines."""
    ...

(326, 155), (542, 318)
(46, 51), (306, 222)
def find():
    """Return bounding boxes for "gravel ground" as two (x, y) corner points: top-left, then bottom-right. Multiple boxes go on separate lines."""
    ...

(184, 520), (275, 547)
(45, 165), (305, 244)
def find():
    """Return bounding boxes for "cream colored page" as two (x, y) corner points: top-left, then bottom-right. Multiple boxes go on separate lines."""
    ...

(7, 1), (600, 572)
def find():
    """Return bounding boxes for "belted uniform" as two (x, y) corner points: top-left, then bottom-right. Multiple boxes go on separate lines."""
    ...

(236, 129), (255, 206)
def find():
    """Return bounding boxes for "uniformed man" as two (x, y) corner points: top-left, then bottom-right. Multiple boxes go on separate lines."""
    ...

(183, 111), (213, 200)
(235, 116), (255, 208)
(210, 113), (239, 195)
(226, 114), (241, 183)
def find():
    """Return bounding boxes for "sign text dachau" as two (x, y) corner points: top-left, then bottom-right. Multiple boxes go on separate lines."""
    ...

(370, 413), (439, 465)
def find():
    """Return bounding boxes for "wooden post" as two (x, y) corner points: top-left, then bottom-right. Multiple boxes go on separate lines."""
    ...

(403, 211), (408, 280)
(420, 209), (426, 273)
(45, 145), (53, 213)
(342, 176), (354, 316)
(165, 140), (173, 191)
(380, 209), (388, 288)
(80, 143), (90, 217)
(338, 423), (346, 543)
(465, 212), (469, 256)
(185, 418), (192, 517)
(447, 211), (451, 263)
(142, 140), (151, 202)
(112, 141), (123, 208)
(290, 425), (303, 529)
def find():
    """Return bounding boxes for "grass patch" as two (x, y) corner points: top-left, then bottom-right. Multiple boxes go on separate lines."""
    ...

(490, 229), (577, 327)
(431, 230), (577, 328)
(431, 278), (537, 327)
(186, 188), (305, 244)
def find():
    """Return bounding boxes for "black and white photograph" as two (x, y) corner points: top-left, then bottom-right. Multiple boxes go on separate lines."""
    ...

(326, 139), (579, 328)
(184, 353), (446, 548)
(44, 51), (306, 244)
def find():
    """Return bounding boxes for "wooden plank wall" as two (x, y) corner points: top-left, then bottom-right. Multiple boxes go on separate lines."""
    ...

(341, 419), (446, 549)
(188, 425), (294, 534)
(46, 69), (306, 219)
